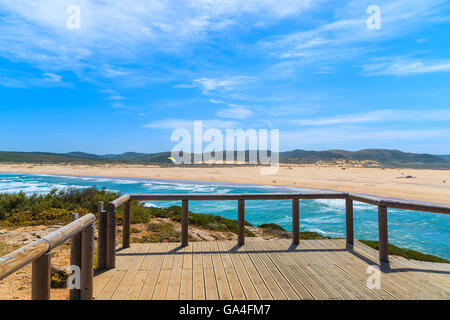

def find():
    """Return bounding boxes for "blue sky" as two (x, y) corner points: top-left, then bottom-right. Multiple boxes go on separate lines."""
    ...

(0, 0), (449, 154)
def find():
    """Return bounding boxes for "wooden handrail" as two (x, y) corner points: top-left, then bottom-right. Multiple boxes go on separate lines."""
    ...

(130, 192), (347, 201)
(0, 213), (95, 300)
(347, 193), (450, 214)
(100, 191), (450, 269)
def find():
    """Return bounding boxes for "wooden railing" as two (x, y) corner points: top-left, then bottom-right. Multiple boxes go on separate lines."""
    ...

(98, 191), (450, 269)
(0, 190), (448, 300)
(0, 213), (95, 300)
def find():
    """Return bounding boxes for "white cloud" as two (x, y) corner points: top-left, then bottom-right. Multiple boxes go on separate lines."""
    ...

(192, 76), (257, 94)
(0, 0), (315, 84)
(42, 73), (62, 82)
(216, 104), (253, 119)
(258, 0), (448, 70)
(363, 59), (450, 75)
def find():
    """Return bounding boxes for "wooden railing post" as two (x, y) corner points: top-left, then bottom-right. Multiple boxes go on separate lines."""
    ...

(181, 200), (189, 246)
(238, 199), (245, 246)
(346, 198), (354, 245)
(81, 224), (94, 300)
(292, 199), (300, 245)
(69, 213), (82, 300)
(378, 206), (389, 262)
(123, 200), (131, 248)
(106, 203), (116, 269)
(97, 202), (107, 270)
(32, 252), (51, 300)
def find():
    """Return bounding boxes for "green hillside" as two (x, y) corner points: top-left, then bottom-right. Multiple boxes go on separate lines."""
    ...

(0, 149), (449, 166)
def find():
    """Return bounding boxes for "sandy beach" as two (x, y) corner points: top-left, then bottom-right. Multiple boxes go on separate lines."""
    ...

(0, 163), (449, 204)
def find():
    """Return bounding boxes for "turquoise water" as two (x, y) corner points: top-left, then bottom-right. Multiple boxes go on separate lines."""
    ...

(0, 173), (448, 260)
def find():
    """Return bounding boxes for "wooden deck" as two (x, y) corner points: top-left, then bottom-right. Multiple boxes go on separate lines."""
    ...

(93, 239), (450, 300)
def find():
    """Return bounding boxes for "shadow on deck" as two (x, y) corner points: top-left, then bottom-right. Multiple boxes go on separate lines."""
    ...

(94, 239), (450, 300)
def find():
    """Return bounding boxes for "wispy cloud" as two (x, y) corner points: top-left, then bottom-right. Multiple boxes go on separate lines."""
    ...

(363, 59), (450, 75)
(216, 104), (253, 119)
(295, 109), (450, 126)
(192, 76), (257, 95)
(280, 128), (450, 148)
(0, 0), (314, 87)
(257, 0), (449, 73)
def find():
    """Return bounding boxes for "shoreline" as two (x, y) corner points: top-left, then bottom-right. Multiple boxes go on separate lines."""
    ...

(0, 163), (449, 203)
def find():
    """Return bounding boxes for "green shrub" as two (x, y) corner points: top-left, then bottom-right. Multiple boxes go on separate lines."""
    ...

(51, 269), (70, 289)
(259, 223), (286, 231)
(360, 240), (449, 263)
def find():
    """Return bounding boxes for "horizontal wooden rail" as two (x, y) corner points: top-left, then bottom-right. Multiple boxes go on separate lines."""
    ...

(108, 194), (131, 209)
(348, 193), (450, 214)
(0, 213), (95, 300)
(0, 214), (95, 280)
(130, 192), (347, 201)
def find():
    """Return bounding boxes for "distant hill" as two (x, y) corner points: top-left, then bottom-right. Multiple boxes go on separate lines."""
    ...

(437, 155), (450, 162)
(0, 149), (449, 167)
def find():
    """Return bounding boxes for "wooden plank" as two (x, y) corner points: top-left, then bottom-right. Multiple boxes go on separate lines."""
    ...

(213, 242), (245, 300)
(138, 242), (169, 300)
(209, 241), (233, 300)
(97, 270), (126, 300)
(257, 240), (314, 300)
(319, 239), (420, 300)
(153, 243), (177, 300)
(305, 239), (393, 300)
(247, 241), (298, 299)
(241, 241), (285, 299)
(192, 242), (205, 300)
(350, 240), (449, 299)
(166, 245), (185, 300)
(223, 241), (270, 300)
(275, 240), (341, 300)
(266, 240), (329, 300)
(111, 243), (149, 300)
(93, 270), (115, 299)
(124, 271), (149, 300)
(139, 242), (159, 270)
(202, 242), (219, 300)
(179, 243), (193, 300)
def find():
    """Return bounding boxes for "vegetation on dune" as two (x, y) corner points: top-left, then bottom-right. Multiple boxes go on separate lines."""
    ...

(0, 188), (121, 226)
(0, 188), (255, 237)
(148, 205), (255, 237)
(360, 240), (449, 264)
(259, 223), (332, 240)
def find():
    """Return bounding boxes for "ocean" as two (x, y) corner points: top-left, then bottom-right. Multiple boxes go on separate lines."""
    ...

(0, 172), (448, 260)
